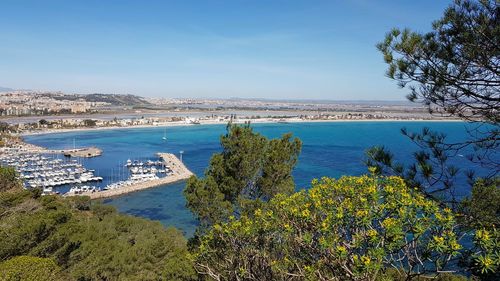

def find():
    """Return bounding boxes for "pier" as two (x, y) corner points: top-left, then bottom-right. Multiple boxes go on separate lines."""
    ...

(76, 152), (193, 199)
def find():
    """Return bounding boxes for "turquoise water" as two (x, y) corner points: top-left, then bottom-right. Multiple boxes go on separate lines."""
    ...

(25, 122), (485, 236)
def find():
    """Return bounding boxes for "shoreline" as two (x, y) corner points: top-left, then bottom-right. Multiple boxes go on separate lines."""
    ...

(19, 117), (463, 137)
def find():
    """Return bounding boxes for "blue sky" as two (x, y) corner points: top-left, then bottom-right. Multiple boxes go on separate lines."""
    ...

(0, 0), (450, 100)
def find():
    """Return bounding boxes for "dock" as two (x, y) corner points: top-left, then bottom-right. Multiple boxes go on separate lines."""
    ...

(81, 153), (193, 199)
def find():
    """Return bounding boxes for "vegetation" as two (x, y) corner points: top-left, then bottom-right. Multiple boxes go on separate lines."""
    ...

(0, 255), (63, 281)
(460, 179), (500, 230)
(194, 174), (469, 280)
(1, 1), (497, 280)
(0, 122), (10, 133)
(0, 166), (21, 192)
(365, 1), (500, 279)
(378, 0), (498, 123)
(83, 119), (97, 127)
(0, 189), (196, 280)
(49, 93), (151, 106)
(369, 0), (499, 206)
(184, 123), (301, 237)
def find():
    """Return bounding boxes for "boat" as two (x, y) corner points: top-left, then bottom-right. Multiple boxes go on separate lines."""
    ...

(162, 127), (167, 140)
(185, 118), (200, 124)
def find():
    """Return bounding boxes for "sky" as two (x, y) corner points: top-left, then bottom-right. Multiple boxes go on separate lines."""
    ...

(0, 0), (451, 100)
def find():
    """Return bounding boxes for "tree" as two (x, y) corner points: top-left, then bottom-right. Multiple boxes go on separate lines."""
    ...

(378, 0), (498, 124)
(368, 1), (499, 278)
(371, 0), (499, 205)
(459, 179), (500, 280)
(83, 119), (97, 127)
(0, 166), (21, 192)
(38, 119), (49, 126)
(0, 189), (196, 280)
(194, 175), (464, 280)
(184, 123), (302, 237)
(460, 178), (500, 230)
(0, 121), (10, 133)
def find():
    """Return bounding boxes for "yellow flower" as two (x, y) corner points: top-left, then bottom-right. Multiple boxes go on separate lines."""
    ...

(301, 209), (311, 217)
(336, 245), (347, 255)
(450, 240), (461, 251)
(367, 229), (377, 238)
(361, 255), (371, 266)
(356, 209), (368, 218)
(321, 221), (328, 229)
(433, 236), (445, 244)
(483, 257), (493, 267)
(367, 185), (376, 194)
(382, 217), (397, 228)
(476, 229), (490, 241)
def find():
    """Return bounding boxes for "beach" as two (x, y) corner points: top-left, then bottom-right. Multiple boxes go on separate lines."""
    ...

(18, 116), (461, 137)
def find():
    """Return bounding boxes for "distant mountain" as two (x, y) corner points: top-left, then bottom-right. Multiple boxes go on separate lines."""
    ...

(0, 86), (15, 92)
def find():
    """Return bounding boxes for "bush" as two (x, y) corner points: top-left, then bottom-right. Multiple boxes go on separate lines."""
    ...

(195, 175), (463, 280)
(0, 256), (62, 281)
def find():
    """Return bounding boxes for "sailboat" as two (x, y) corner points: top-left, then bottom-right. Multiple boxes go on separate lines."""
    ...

(162, 128), (167, 141)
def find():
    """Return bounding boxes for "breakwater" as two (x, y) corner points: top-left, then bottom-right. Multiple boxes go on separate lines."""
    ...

(70, 153), (193, 199)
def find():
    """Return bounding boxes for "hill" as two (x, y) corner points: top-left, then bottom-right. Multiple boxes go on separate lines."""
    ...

(49, 93), (151, 106)
(0, 186), (195, 280)
(0, 86), (15, 92)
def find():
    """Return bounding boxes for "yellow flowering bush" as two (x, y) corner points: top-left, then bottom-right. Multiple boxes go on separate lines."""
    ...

(471, 228), (499, 275)
(195, 175), (462, 281)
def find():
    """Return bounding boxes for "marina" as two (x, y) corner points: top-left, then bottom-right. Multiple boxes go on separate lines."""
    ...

(75, 153), (193, 199)
(0, 141), (193, 198)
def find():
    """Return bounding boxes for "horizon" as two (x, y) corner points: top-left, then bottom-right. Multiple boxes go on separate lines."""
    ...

(0, 0), (450, 100)
(0, 88), (417, 104)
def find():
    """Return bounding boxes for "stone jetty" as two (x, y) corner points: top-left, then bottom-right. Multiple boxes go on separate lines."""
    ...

(82, 152), (193, 199)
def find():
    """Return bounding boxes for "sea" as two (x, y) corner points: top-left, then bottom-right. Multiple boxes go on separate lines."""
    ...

(24, 121), (489, 236)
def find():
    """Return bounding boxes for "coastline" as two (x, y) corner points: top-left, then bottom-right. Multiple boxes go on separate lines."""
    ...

(19, 117), (463, 137)
(12, 117), (463, 200)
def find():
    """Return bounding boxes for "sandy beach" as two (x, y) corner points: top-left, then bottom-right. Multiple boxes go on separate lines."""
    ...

(18, 117), (462, 137)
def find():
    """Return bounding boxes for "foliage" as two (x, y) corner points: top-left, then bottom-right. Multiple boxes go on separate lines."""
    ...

(378, 0), (499, 124)
(0, 166), (21, 192)
(372, 2), (500, 278)
(0, 122), (10, 133)
(0, 190), (196, 280)
(371, 0), (499, 203)
(460, 178), (500, 230)
(194, 175), (463, 281)
(83, 119), (97, 127)
(0, 255), (63, 281)
(38, 119), (49, 126)
(467, 228), (500, 279)
(184, 123), (301, 237)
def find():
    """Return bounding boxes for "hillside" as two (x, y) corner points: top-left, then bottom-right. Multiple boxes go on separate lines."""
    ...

(0, 177), (195, 280)
(0, 86), (15, 92)
(50, 93), (151, 106)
